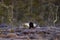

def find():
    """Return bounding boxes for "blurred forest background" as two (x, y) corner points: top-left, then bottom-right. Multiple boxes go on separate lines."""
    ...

(0, 0), (60, 27)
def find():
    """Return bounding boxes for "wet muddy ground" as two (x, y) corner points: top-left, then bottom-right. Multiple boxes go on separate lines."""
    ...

(0, 27), (60, 40)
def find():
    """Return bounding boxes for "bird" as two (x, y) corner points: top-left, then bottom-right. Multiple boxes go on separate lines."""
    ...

(29, 22), (34, 29)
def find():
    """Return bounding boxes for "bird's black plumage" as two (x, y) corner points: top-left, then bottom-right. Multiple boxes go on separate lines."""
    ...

(29, 22), (34, 29)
